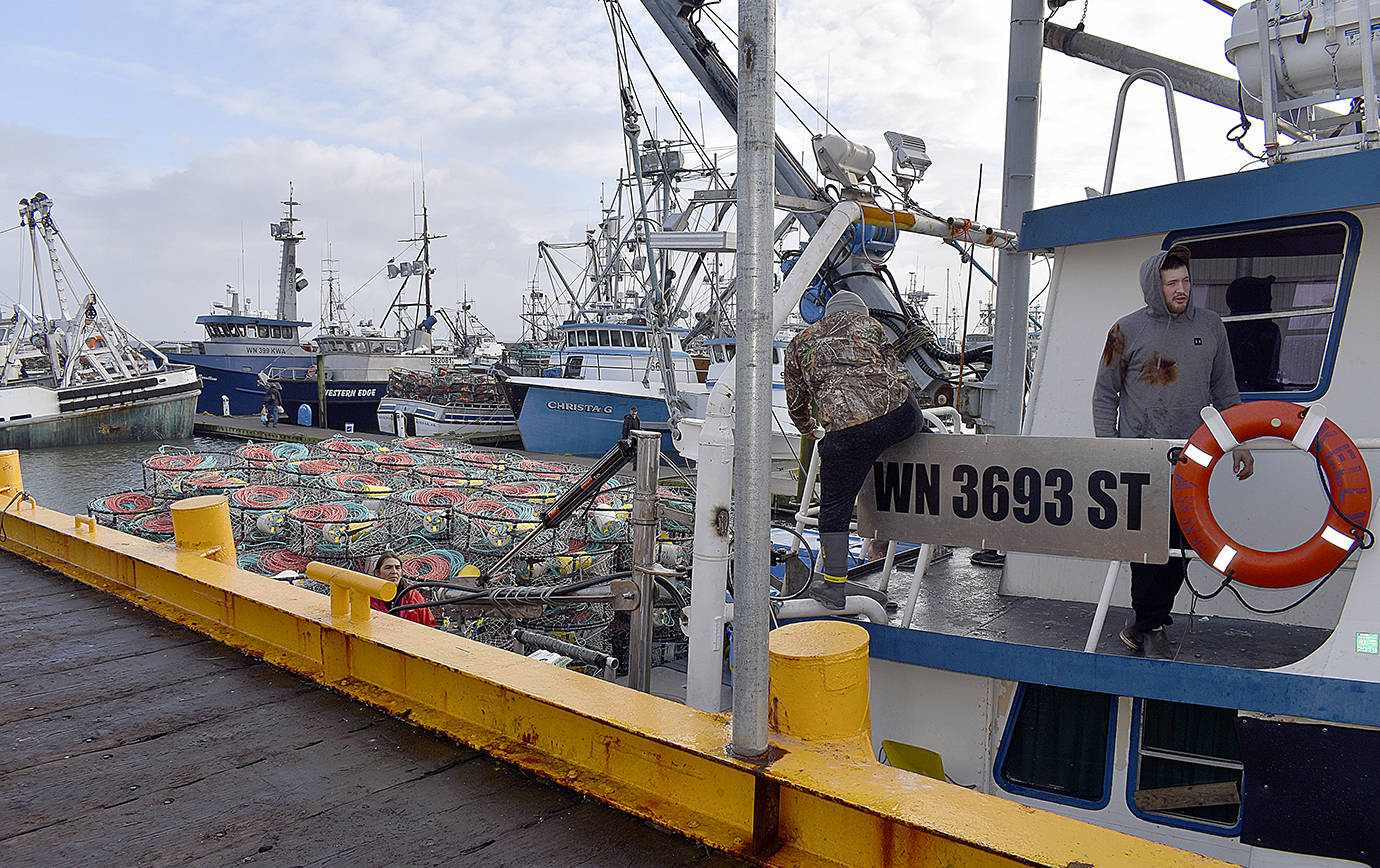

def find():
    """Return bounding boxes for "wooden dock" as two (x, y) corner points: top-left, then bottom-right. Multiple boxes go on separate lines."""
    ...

(194, 414), (521, 448)
(0, 552), (739, 866)
(193, 415), (393, 445)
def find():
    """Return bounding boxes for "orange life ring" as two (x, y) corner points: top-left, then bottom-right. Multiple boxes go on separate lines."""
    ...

(1172, 400), (1372, 589)
(87, 336), (106, 349)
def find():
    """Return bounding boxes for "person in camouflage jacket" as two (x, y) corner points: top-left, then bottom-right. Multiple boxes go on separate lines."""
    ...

(784, 289), (919, 609)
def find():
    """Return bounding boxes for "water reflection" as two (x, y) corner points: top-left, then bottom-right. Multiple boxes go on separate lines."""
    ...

(16, 437), (226, 516)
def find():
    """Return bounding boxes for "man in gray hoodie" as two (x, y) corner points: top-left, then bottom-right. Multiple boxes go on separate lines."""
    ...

(1092, 245), (1253, 657)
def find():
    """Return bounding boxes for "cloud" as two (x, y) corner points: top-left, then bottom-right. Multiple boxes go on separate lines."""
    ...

(1, 0), (1271, 343)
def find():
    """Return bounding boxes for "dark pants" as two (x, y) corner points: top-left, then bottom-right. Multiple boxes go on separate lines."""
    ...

(1129, 515), (1188, 632)
(818, 398), (921, 536)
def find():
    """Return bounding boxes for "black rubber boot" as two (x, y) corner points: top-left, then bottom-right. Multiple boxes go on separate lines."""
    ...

(810, 573), (847, 610)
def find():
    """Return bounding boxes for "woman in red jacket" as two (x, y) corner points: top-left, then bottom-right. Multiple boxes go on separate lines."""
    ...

(369, 551), (437, 627)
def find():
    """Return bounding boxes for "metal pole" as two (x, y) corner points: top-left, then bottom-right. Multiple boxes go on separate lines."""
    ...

(990, 0), (1043, 436)
(1255, 0), (1282, 162)
(730, 0), (775, 760)
(628, 430), (661, 693)
(1043, 21), (1340, 140)
(315, 353), (327, 429)
(1359, 0), (1379, 140)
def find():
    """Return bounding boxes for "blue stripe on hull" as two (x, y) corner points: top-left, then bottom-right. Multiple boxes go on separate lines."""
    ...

(515, 385), (678, 459)
(861, 622), (1380, 728)
(169, 351), (311, 416)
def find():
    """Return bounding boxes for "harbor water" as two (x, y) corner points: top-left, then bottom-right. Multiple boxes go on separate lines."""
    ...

(15, 437), (215, 516)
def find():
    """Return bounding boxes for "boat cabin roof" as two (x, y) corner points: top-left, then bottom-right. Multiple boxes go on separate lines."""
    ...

(1020, 148), (1380, 251)
(195, 314), (311, 327)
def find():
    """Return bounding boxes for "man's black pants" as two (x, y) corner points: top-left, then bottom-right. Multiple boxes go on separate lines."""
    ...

(817, 398), (921, 537)
(1129, 515), (1189, 633)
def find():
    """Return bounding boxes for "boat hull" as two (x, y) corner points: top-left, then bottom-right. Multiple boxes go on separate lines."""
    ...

(277, 378), (386, 433)
(500, 376), (680, 459)
(377, 396), (519, 444)
(167, 351), (312, 416)
(0, 367), (200, 450)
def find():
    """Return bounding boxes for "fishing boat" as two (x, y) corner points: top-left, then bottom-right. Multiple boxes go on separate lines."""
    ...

(162, 190), (313, 415)
(272, 202), (498, 433)
(497, 319), (704, 458)
(4, 193), (201, 450)
(639, 0), (1380, 864)
(376, 365), (518, 443)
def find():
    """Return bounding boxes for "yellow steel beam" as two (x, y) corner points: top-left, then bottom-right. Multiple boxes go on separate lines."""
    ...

(0, 497), (1228, 867)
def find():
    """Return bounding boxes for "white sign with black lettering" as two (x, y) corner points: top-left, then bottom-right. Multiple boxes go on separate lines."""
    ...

(864, 434), (1174, 562)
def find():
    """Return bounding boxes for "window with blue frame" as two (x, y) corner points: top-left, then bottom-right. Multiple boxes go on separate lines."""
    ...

(1130, 699), (1243, 832)
(997, 683), (1114, 806)
(1168, 214), (1357, 398)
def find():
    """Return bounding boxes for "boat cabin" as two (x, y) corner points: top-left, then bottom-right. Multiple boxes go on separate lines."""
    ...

(855, 147), (1380, 867)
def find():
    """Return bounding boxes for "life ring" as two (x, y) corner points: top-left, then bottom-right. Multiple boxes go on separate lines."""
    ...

(1171, 400), (1372, 589)
(87, 336), (106, 349)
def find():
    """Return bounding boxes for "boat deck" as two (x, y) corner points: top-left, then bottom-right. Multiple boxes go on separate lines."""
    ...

(868, 547), (1332, 669)
(0, 552), (740, 867)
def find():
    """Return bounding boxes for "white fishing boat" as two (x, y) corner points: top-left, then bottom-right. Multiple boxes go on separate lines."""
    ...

(5, 193), (200, 450)
(643, 0), (1380, 864)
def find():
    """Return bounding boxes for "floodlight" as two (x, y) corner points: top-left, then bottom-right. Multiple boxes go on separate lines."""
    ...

(883, 131), (932, 195)
(812, 134), (876, 188)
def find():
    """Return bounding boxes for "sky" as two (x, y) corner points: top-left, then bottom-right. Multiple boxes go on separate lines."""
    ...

(2, 0), (1262, 342)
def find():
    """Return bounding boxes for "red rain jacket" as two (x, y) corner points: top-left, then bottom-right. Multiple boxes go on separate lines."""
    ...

(371, 588), (437, 627)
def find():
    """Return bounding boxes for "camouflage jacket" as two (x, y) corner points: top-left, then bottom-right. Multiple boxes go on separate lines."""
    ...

(784, 310), (912, 434)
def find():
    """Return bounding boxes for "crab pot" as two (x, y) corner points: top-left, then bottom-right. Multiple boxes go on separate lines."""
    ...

(141, 452), (248, 501)
(286, 500), (394, 560)
(449, 500), (563, 560)
(391, 436), (449, 455)
(518, 602), (616, 656)
(386, 488), (470, 543)
(411, 463), (493, 490)
(126, 508), (176, 543)
(227, 484), (304, 544)
(88, 489), (160, 531)
(274, 457), (354, 488)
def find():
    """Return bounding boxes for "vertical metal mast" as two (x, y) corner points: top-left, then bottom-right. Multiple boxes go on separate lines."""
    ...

(730, 0), (775, 760)
(420, 201), (433, 321)
(990, 0), (1043, 435)
(273, 184), (305, 323)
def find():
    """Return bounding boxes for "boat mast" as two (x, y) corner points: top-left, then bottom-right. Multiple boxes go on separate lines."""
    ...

(18, 196), (62, 377)
(989, 0), (1043, 436)
(421, 201), (433, 322)
(271, 184), (306, 322)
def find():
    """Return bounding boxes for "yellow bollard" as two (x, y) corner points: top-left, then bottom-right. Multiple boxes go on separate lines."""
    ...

(170, 495), (237, 566)
(0, 449), (22, 495)
(305, 561), (396, 623)
(769, 621), (873, 760)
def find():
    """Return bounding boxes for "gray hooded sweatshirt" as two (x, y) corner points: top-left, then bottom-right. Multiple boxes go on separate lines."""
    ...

(1091, 249), (1241, 439)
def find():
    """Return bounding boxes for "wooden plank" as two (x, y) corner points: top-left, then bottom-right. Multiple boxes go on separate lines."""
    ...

(0, 640), (250, 727)
(1133, 780), (1241, 812)
(0, 522), (743, 866)
(0, 619), (205, 679)
(0, 662), (312, 774)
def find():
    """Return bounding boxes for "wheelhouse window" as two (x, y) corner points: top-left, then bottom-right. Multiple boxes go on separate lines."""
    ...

(1130, 700), (1242, 831)
(575, 331), (587, 347)
(997, 684), (1114, 806)
(610, 330), (623, 347)
(1169, 216), (1356, 398)
(635, 331), (647, 347)
(597, 330), (610, 347)
(257, 326), (271, 338)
